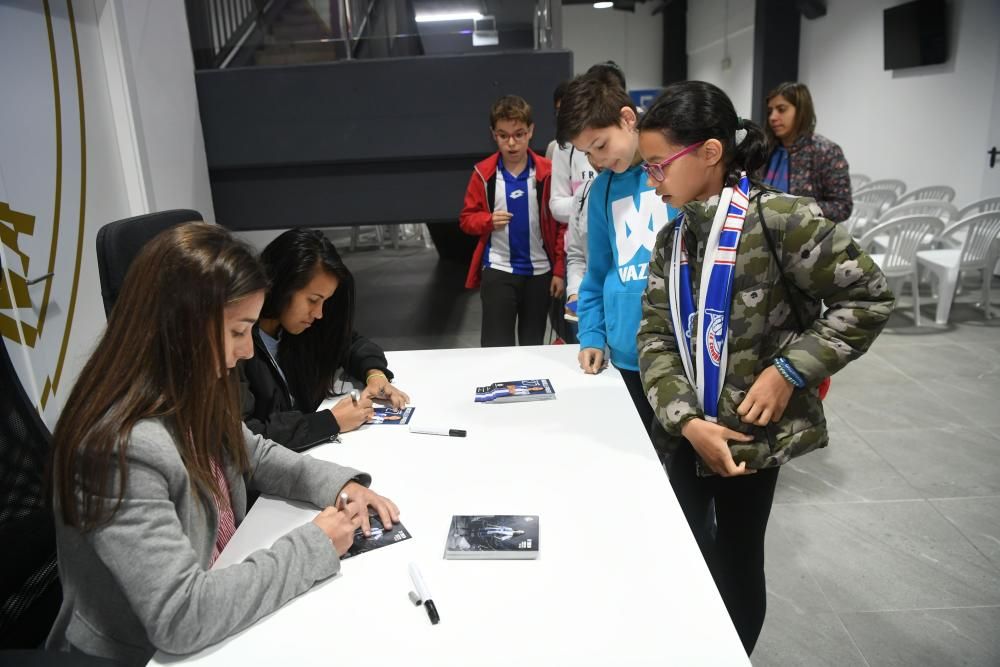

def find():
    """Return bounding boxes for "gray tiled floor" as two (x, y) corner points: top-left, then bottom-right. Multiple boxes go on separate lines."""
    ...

(341, 238), (1000, 667)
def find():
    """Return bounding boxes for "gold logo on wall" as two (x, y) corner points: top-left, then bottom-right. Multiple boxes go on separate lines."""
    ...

(0, 202), (39, 346)
(0, 0), (87, 419)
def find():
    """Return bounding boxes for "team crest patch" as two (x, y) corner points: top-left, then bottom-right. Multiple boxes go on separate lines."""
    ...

(705, 310), (726, 367)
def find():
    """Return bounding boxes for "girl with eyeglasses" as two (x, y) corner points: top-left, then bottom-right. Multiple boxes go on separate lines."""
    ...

(556, 73), (678, 440)
(635, 81), (893, 654)
(48, 224), (399, 665)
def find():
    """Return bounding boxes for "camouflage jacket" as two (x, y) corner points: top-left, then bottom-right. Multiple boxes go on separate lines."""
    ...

(638, 190), (894, 473)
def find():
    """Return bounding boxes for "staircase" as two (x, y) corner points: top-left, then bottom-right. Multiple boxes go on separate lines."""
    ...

(254, 0), (340, 66)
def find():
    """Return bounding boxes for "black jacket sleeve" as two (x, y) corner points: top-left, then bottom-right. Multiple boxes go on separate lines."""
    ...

(238, 357), (342, 453)
(342, 331), (393, 383)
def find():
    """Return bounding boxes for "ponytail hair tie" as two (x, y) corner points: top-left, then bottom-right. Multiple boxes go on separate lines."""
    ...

(735, 127), (748, 146)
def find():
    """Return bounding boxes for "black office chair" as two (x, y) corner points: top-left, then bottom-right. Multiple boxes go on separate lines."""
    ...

(0, 341), (59, 649)
(95, 209), (203, 315)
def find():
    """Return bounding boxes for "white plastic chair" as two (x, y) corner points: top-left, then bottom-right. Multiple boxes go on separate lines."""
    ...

(897, 185), (956, 204)
(861, 215), (945, 326)
(856, 179), (907, 197)
(879, 200), (958, 224)
(844, 201), (881, 237)
(869, 200), (958, 252)
(916, 212), (1000, 324)
(854, 188), (898, 216)
(957, 196), (1000, 220)
(850, 173), (871, 191)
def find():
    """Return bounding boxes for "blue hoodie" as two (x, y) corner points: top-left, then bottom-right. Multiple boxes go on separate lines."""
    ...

(577, 164), (678, 371)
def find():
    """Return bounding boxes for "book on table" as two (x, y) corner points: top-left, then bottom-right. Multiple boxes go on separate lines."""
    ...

(369, 406), (415, 425)
(474, 379), (555, 404)
(444, 515), (539, 559)
(341, 511), (412, 559)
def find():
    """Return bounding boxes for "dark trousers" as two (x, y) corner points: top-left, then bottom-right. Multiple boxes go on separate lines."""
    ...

(617, 367), (654, 441)
(548, 293), (577, 344)
(666, 440), (780, 655)
(480, 267), (551, 347)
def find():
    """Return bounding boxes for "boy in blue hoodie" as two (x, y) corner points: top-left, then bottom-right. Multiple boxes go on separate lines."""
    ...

(556, 74), (678, 436)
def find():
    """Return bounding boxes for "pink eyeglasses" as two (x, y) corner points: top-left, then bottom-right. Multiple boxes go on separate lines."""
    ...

(640, 141), (706, 182)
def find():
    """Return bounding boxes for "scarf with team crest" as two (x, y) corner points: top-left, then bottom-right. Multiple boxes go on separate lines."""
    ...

(668, 172), (751, 421)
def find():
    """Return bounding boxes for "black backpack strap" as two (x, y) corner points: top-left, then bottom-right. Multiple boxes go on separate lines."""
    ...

(577, 179), (594, 215)
(754, 193), (808, 333)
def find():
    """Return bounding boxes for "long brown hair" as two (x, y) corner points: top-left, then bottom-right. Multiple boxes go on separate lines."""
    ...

(51, 223), (269, 530)
(765, 81), (817, 146)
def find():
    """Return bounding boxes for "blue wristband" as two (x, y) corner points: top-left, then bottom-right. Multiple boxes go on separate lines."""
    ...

(774, 357), (806, 389)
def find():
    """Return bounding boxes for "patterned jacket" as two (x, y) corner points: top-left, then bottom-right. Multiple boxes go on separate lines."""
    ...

(638, 191), (894, 473)
(777, 133), (852, 223)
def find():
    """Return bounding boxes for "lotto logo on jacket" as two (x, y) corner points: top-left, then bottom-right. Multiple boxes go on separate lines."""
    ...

(612, 190), (670, 283)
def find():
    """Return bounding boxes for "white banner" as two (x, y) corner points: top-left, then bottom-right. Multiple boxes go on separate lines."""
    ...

(0, 0), (87, 425)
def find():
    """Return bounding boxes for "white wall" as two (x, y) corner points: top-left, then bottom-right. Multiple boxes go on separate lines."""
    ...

(985, 44), (1000, 199)
(0, 0), (215, 426)
(117, 0), (215, 218)
(561, 3), (663, 91)
(800, 0), (1000, 205)
(687, 0), (756, 119)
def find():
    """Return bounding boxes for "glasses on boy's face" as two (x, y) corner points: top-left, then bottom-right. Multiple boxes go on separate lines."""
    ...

(494, 130), (530, 144)
(641, 141), (706, 182)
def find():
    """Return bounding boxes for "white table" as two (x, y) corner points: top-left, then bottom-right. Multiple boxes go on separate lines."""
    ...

(152, 346), (748, 666)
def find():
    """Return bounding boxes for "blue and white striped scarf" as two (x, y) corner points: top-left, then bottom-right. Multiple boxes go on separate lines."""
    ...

(668, 173), (751, 421)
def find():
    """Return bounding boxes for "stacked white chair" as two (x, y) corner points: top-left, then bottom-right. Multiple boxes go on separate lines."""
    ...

(869, 200), (958, 252)
(879, 200), (958, 224)
(850, 173), (871, 191)
(854, 188), (898, 216)
(916, 212), (1000, 324)
(844, 200), (882, 237)
(957, 196), (1000, 220)
(856, 179), (907, 197)
(897, 185), (956, 204)
(860, 215), (945, 326)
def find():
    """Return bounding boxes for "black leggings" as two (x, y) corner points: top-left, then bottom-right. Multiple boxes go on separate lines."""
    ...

(479, 267), (551, 347)
(616, 366), (654, 441)
(666, 440), (780, 655)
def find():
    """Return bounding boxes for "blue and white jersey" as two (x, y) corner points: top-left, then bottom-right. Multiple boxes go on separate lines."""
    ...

(484, 156), (550, 276)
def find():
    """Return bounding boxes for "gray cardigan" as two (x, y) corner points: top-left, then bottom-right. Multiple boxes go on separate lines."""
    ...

(46, 419), (369, 665)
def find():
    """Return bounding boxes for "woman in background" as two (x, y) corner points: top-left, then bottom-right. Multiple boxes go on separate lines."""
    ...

(762, 81), (852, 222)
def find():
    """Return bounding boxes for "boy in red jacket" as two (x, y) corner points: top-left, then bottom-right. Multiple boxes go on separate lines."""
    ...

(459, 95), (566, 347)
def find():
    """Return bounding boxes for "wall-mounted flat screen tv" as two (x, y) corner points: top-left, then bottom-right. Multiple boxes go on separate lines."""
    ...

(884, 0), (948, 70)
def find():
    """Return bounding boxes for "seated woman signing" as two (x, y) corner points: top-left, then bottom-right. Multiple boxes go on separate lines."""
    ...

(240, 228), (410, 451)
(47, 223), (399, 665)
